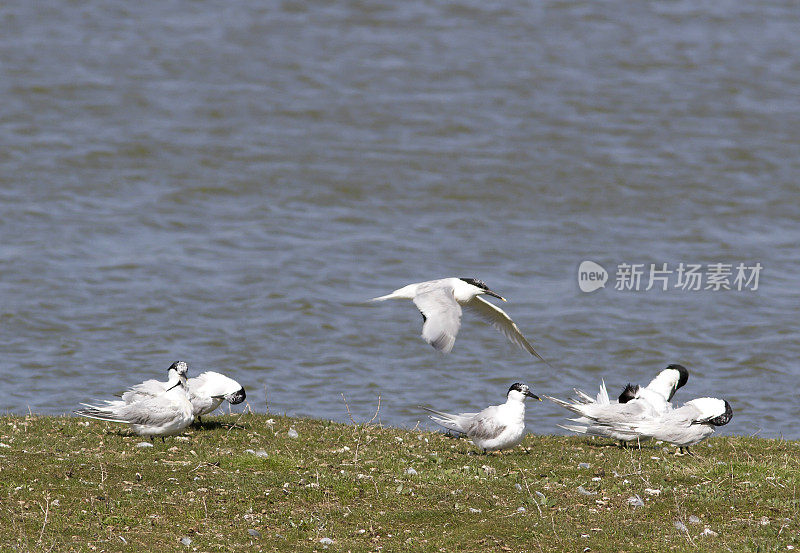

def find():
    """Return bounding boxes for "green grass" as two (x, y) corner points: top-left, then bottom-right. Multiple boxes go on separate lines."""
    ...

(1, 414), (798, 552)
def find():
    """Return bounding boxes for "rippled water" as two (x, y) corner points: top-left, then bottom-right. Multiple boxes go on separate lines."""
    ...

(1, 1), (799, 438)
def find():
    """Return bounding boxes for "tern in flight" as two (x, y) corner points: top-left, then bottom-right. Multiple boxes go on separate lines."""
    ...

(370, 277), (548, 362)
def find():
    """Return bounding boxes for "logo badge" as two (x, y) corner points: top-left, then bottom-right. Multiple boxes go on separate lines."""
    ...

(578, 261), (608, 293)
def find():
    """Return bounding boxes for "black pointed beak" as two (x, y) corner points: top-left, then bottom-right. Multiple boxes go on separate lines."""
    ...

(485, 290), (507, 302)
(166, 381), (181, 391)
(525, 390), (541, 401)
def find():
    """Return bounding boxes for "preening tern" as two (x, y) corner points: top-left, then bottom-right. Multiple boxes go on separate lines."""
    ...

(603, 397), (733, 455)
(118, 360), (189, 402)
(423, 382), (541, 453)
(183, 371), (246, 422)
(120, 366), (246, 423)
(546, 364), (689, 445)
(75, 365), (194, 441)
(371, 277), (547, 361)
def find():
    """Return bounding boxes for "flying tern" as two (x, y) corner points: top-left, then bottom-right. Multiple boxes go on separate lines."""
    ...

(422, 382), (541, 453)
(370, 277), (547, 362)
(75, 365), (194, 441)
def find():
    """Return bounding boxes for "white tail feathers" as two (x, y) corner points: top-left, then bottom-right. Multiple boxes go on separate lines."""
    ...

(543, 395), (586, 418)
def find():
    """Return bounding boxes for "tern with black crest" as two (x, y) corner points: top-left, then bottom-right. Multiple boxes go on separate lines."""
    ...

(546, 364), (690, 446)
(600, 397), (733, 455)
(75, 364), (194, 441)
(111, 362), (246, 424)
(422, 383), (541, 453)
(370, 277), (547, 362)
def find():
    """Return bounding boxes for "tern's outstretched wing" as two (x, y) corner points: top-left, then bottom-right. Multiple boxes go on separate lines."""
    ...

(465, 296), (548, 363)
(412, 287), (462, 353)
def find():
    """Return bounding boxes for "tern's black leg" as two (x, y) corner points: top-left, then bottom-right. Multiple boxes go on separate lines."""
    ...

(685, 446), (694, 456)
(161, 437), (166, 443)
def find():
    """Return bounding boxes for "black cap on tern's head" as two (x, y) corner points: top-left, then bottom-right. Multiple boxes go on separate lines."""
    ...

(168, 361), (189, 376)
(508, 382), (541, 401)
(666, 363), (689, 391)
(690, 397), (733, 427)
(458, 278), (506, 301)
(709, 400), (733, 426)
(618, 383), (639, 404)
(227, 387), (246, 405)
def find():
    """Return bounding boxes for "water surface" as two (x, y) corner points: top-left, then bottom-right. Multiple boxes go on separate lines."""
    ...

(1, 1), (799, 438)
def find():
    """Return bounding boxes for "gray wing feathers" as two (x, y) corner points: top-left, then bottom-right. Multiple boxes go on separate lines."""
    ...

(627, 408), (715, 445)
(465, 296), (547, 362)
(465, 407), (506, 440)
(423, 404), (505, 442)
(120, 399), (182, 427)
(558, 423), (591, 435)
(573, 389), (595, 404)
(422, 406), (468, 433)
(76, 397), (182, 427)
(75, 404), (129, 423)
(122, 379), (167, 403)
(545, 394), (651, 423)
(543, 395), (587, 417)
(413, 287), (462, 353)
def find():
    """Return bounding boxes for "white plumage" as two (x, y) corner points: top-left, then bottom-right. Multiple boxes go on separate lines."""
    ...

(545, 364), (689, 445)
(115, 364), (246, 422)
(371, 277), (547, 362)
(423, 383), (541, 453)
(608, 397), (733, 455)
(75, 365), (194, 440)
(185, 371), (246, 419)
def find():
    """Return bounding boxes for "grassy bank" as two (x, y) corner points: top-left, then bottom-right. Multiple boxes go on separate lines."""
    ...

(2, 414), (798, 552)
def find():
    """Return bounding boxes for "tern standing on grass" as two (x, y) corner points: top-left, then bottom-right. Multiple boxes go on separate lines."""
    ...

(75, 365), (194, 441)
(423, 383), (542, 454)
(607, 397), (733, 456)
(546, 364), (690, 446)
(370, 277), (548, 362)
(120, 365), (246, 425)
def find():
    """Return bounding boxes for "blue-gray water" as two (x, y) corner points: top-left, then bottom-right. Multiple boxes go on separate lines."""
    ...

(1, 1), (799, 439)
